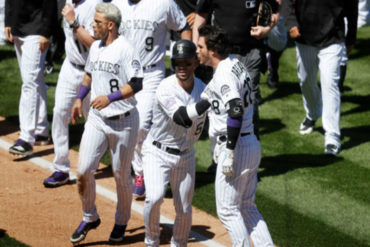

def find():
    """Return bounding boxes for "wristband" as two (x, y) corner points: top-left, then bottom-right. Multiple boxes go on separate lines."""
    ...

(186, 103), (198, 120)
(107, 90), (123, 102)
(70, 19), (80, 29)
(77, 85), (90, 100)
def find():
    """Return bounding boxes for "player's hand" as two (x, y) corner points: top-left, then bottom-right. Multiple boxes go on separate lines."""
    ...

(219, 148), (234, 177)
(186, 12), (196, 29)
(250, 26), (271, 40)
(90, 95), (110, 110)
(213, 142), (221, 164)
(289, 26), (301, 39)
(71, 99), (83, 125)
(270, 13), (279, 27)
(39, 36), (50, 52)
(5, 27), (13, 43)
(62, 3), (76, 25)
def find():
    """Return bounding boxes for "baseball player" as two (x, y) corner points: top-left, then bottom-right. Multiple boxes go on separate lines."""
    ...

(111, 0), (191, 198)
(43, 0), (101, 188)
(5, 0), (58, 156)
(69, 3), (143, 243)
(142, 39), (209, 247)
(197, 25), (274, 247)
(283, 0), (358, 155)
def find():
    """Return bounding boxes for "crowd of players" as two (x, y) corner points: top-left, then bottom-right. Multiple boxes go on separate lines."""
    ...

(2, 0), (370, 246)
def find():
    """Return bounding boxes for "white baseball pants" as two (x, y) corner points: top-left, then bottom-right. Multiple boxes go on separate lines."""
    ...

(13, 35), (49, 144)
(77, 110), (138, 225)
(132, 67), (165, 176)
(52, 59), (90, 173)
(142, 138), (195, 247)
(216, 135), (273, 247)
(296, 42), (344, 147)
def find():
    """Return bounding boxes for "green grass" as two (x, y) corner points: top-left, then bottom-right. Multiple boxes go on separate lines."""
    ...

(1, 26), (370, 247)
(0, 229), (29, 247)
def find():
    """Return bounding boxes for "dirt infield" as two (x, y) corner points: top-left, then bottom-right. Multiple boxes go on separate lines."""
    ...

(0, 117), (230, 247)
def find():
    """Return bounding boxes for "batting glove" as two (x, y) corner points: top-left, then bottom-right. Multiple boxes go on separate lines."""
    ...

(213, 142), (221, 164)
(219, 148), (234, 177)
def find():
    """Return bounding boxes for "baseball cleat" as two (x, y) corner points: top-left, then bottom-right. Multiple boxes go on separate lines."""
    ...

(325, 144), (340, 156)
(133, 175), (145, 198)
(9, 139), (33, 157)
(109, 224), (127, 242)
(34, 135), (51, 146)
(43, 171), (69, 188)
(70, 219), (101, 244)
(299, 117), (316, 135)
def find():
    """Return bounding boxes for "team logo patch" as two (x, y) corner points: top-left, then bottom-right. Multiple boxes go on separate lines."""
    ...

(131, 60), (141, 71)
(164, 97), (176, 110)
(221, 85), (231, 96)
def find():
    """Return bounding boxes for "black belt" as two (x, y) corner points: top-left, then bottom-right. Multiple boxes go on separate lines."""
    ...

(71, 62), (85, 70)
(152, 141), (181, 155)
(143, 64), (156, 71)
(107, 111), (130, 120)
(230, 45), (251, 55)
(218, 132), (251, 142)
(241, 132), (251, 137)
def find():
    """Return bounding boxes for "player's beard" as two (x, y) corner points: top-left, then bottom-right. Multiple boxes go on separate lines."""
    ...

(176, 70), (192, 82)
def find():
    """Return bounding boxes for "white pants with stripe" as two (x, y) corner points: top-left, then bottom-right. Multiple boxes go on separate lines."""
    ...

(77, 109), (138, 224)
(132, 66), (165, 176)
(52, 59), (90, 173)
(142, 137), (195, 247)
(296, 42), (344, 147)
(13, 35), (49, 144)
(216, 135), (273, 247)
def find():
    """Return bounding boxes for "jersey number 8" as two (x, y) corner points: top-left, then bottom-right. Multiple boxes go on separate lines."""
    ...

(109, 79), (120, 93)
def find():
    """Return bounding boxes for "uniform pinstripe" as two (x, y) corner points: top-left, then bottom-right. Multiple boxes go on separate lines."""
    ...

(296, 42), (344, 148)
(52, 0), (100, 173)
(13, 35), (49, 144)
(112, 0), (187, 176)
(202, 56), (273, 247)
(142, 74), (206, 246)
(77, 35), (143, 224)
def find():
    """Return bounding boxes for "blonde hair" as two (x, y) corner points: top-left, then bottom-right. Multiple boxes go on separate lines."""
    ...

(95, 3), (121, 28)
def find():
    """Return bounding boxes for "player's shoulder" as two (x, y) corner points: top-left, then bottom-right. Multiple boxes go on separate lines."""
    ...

(81, 0), (101, 9)
(159, 74), (177, 90)
(90, 40), (101, 51)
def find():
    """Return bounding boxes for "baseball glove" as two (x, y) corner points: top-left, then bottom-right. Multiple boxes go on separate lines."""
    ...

(256, 0), (273, 26)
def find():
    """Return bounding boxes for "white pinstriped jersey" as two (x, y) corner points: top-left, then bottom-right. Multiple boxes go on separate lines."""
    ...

(149, 75), (206, 151)
(85, 36), (144, 118)
(112, 0), (187, 67)
(63, 0), (101, 66)
(201, 56), (254, 135)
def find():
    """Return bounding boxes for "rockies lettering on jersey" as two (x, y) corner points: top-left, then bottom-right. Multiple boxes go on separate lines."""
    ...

(89, 61), (120, 74)
(121, 20), (159, 31)
(111, 0), (187, 67)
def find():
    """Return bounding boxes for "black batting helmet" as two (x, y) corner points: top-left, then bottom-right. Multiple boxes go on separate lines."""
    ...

(171, 40), (197, 60)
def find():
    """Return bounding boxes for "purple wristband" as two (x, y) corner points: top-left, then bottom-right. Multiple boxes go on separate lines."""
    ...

(227, 116), (242, 128)
(107, 90), (123, 102)
(77, 85), (90, 100)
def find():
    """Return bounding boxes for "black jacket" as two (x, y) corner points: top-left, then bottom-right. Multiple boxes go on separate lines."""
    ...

(283, 0), (358, 48)
(196, 0), (278, 48)
(5, 0), (58, 38)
